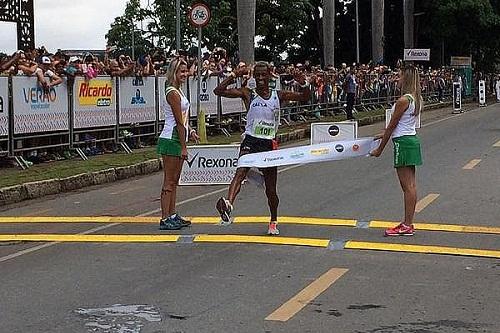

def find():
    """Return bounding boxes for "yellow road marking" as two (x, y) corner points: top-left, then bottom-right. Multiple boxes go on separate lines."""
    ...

(0, 234), (179, 243)
(463, 159), (481, 170)
(493, 140), (500, 147)
(415, 194), (440, 213)
(369, 220), (500, 235)
(194, 235), (329, 248)
(0, 216), (498, 235)
(0, 234), (498, 259)
(0, 216), (356, 227)
(265, 268), (348, 322)
(345, 241), (500, 259)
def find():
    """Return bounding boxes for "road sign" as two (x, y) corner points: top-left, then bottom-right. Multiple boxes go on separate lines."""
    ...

(188, 3), (211, 28)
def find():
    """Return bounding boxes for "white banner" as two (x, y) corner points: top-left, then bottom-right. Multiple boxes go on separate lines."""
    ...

(0, 77), (8, 136)
(478, 80), (486, 106)
(73, 77), (116, 128)
(311, 121), (357, 145)
(118, 76), (156, 124)
(238, 138), (378, 168)
(180, 144), (240, 185)
(404, 49), (430, 61)
(12, 76), (69, 134)
(385, 108), (421, 129)
(221, 78), (245, 115)
(189, 76), (218, 116)
(158, 77), (188, 121)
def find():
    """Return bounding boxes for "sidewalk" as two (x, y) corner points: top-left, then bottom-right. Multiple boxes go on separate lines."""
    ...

(0, 100), (476, 206)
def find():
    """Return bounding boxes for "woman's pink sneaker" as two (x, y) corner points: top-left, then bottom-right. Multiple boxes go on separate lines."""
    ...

(384, 223), (414, 236)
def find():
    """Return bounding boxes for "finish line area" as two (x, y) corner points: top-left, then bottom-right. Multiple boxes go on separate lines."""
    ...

(1, 215), (499, 259)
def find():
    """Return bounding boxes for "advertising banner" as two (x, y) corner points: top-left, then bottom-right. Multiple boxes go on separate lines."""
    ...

(453, 82), (462, 112)
(238, 138), (378, 168)
(158, 77), (188, 121)
(73, 77), (116, 128)
(385, 108), (421, 129)
(478, 80), (486, 106)
(404, 49), (430, 61)
(0, 77), (8, 136)
(221, 78), (245, 115)
(311, 121), (357, 145)
(180, 144), (240, 185)
(189, 76), (218, 116)
(118, 76), (156, 124)
(12, 76), (69, 134)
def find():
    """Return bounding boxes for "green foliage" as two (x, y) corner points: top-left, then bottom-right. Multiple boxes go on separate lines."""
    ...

(105, 0), (500, 70)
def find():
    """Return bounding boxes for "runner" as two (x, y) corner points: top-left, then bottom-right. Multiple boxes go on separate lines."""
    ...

(158, 57), (199, 230)
(370, 64), (423, 236)
(213, 61), (310, 235)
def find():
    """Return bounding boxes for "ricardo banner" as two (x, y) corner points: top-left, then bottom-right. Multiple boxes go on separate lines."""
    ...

(180, 144), (240, 185)
(0, 77), (8, 136)
(12, 76), (69, 134)
(118, 76), (156, 124)
(73, 77), (116, 128)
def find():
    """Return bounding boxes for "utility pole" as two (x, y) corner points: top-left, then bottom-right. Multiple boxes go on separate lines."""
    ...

(403, 0), (414, 49)
(371, 0), (384, 64)
(356, 0), (360, 64)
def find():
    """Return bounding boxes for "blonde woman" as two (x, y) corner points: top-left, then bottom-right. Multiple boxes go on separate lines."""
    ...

(371, 64), (423, 236)
(158, 57), (199, 230)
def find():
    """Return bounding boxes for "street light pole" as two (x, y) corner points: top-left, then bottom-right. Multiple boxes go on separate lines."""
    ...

(131, 19), (135, 60)
(356, 0), (360, 64)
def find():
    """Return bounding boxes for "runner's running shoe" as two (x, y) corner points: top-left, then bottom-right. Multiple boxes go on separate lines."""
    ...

(384, 223), (414, 236)
(216, 197), (233, 225)
(267, 222), (280, 236)
(159, 217), (183, 230)
(173, 213), (191, 227)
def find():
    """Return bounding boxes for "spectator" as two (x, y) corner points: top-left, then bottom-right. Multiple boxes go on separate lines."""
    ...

(35, 56), (63, 92)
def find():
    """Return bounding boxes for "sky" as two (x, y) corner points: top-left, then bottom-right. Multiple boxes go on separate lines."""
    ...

(0, 1), (134, 54)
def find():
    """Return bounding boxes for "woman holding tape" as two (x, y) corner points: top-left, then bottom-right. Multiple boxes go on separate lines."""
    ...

(158, 57), (199, 230)
(370, 64), (423, 236)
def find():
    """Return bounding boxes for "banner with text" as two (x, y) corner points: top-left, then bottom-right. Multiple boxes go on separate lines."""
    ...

(12, 76), (69, 134)
(238, 138), (378, 168)
(0, 77), (8, 136)
(158, 77), (189, 121)
(404, 49), (430, 61)
(119, 76), (156, 124)
(73, 77), (116, 128)
(180, 144), (240, 185)
(189, 76), (218, 116)
(311, 121), (357, 145)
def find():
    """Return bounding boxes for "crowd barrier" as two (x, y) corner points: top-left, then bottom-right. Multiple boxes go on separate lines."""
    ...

(0, 73), (459, 167)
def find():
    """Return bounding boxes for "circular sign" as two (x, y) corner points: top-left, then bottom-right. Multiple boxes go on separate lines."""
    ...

(328, 125), (340, 137)
(188, 3), (211, 28)
(335, 144), (344, 153)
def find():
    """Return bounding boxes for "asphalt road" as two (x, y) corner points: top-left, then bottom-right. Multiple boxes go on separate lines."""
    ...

(0, 103), (499, 333)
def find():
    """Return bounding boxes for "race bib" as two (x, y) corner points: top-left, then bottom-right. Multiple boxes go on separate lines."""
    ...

(252, 120), (276, 139)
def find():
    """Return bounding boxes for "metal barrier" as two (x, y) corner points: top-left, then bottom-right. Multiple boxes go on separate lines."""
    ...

(0, 72), (468, 167)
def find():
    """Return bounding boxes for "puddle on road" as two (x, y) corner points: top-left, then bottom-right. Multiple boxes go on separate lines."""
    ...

(75, 304), (161, 333)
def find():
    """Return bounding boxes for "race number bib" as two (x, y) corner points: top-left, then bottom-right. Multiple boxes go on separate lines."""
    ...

(252, 109), (280, 139)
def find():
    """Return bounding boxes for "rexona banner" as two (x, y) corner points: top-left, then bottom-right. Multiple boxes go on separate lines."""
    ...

(453, 82), (462, 112)
(119, 76), (156, 124)
(0, 77), (8, 136)
(311, 122), (357, 145)
(404, 49), (430, 61)
(238, 138), (378, 169)
(12, 76), (69, 134)
(180, 144), (240, 185)
(73, 77), (116, 128)
(478, 80), (486, 106)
